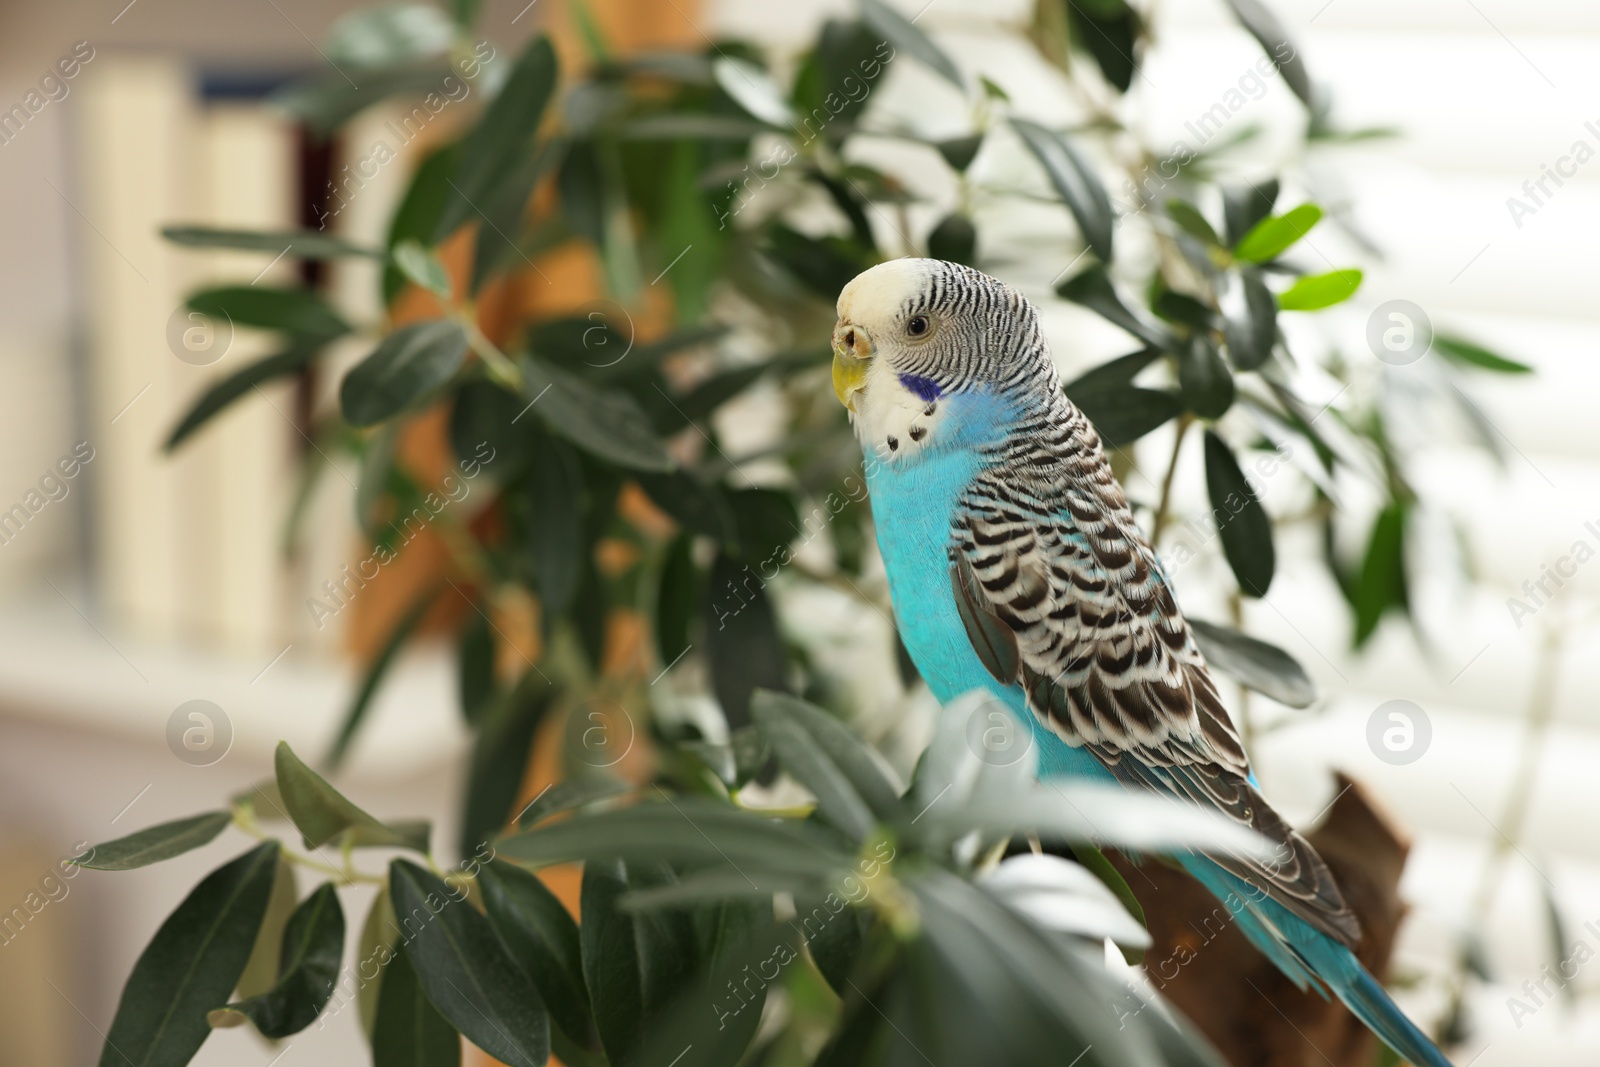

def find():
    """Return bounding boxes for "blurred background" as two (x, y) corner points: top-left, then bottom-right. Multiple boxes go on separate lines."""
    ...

(2, 0), (1598, 1063)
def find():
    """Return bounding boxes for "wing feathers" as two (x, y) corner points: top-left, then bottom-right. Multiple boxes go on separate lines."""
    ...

(950, 554), (1021, 685)
(951, 405), (1359, 949)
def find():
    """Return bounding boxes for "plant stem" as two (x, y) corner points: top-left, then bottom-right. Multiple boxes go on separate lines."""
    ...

(1467, 624), (1563, 923)
(1151, 415), (1192, 543)
(1437, 622), (1564, 1042)
(232, 807), (385, 886)
(463, 318), (524, 392)
(1229, 591), (1254, 760)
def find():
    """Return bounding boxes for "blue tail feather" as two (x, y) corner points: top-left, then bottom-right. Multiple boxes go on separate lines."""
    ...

(1183, 856), (1453, 1067)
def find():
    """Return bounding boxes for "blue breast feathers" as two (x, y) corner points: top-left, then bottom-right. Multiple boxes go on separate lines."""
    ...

(861, 386), (1116, 784)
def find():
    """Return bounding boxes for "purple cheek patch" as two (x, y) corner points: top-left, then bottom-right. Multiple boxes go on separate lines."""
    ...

(897, 373), (943, 402)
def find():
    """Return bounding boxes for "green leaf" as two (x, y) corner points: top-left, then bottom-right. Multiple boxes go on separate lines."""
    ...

(1067, 844), (1146, 944)
(1062, 347), (1162, 394)
(496, 798), (853, 887)
(1166, 199), (1221, 247)
(910, 868), (1163, 1066)
(187, 286), (350, 339)
(621, 113), (769, 141)
(1065, 382), (1182, 447)
(165, 344), (321, 451)
(1220, 0), (1313, 106)
(515, 780), (629, 833)
(752, 690), (900, 820)
(275, 742), (429, 852)
(355, 421), (401, 535)
(479, 860), (596, 1051)
(1434, 335), (1534, 374)
(804, 899), (869, 996)
(1012, 119), (1114, 262)
(471, 139), (568, 294)
(523, 358), (675, 471)
(275, 63), (455, 136)
(72, 811), (233, 871)
(391, 860), (550, 1067)
(460, 675), (557, 853)
(727, 487), (799, 563)
(1065, 0), (1141, 93)
(233, 780), (288, 820)
(753, 699), (877, 842)
(581, 860), (700, 1067)
(162, 225), (383, 259)
(704, 549), (789, 730)
(96, 842), (280, 1067)
(1542, 878), (1575, 1004)
(357, 887), (397, 1041)
(1188, 617), (1315, 708)
(1203, 430), (1275, 596)
(527, 313), (632, 367)
(212, 882), (345, 1038)
(1277, 268), (1362, 311)
(791, 19), (886, 132)
(386, 143), (461, 303)
(1354, 502), (1407, 647)
(763, 225), (870, 302)
(1232, 203), (1322, 263)
(936, 132), (985, 172)
(437, 35), (558, 240)
(652, 142), (725, 324)
(341, 321), (470, 427)
(1055, 265), (1166, 348)
(524, 433), (585, 615)
(627, 900), (777, 1067)
(328, 585), (440, 768)
(1178, 335), (1234, 420)
(637, 471), (735, 541)
(393, 240), (452, 298)
(326, 4), (454, 68)
(234, 856), (297, 1001)
(656, 533), (697, 669)
(372, 934), (461, 1066)
(861, 0), (963, 87)
(927, 212), (977, 265)
(712, 56), (792, 126)
(1151, 285), (1213, 330)
(449, 378), (533, 474)
(1222, 178), (1280, 246)
(458, 611), (497, 727)
(1221, 267), (1277, 371)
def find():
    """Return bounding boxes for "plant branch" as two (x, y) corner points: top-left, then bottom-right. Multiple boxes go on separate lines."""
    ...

(1151, 414), (1193, 542)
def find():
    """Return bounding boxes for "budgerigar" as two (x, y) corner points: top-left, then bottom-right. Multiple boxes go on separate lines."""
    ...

(831, 258), (1451, 1067)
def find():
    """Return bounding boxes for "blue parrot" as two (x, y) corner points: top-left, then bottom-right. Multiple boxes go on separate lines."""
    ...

(832, 258), (1451, 1067)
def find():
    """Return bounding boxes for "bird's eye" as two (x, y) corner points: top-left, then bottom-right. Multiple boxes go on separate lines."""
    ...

(907, 315), (930, 338)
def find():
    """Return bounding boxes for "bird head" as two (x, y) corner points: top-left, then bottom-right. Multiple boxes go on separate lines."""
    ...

(832, 258), (1053, 456)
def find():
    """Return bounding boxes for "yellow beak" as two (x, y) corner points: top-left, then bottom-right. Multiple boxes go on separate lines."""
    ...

(831, 323), (872, 412)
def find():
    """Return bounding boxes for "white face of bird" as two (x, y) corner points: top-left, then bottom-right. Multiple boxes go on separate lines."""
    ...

(832, 258), (957, 462)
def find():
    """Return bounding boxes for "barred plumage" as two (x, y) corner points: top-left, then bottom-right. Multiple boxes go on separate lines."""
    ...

(838, 258), (1358, 948)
